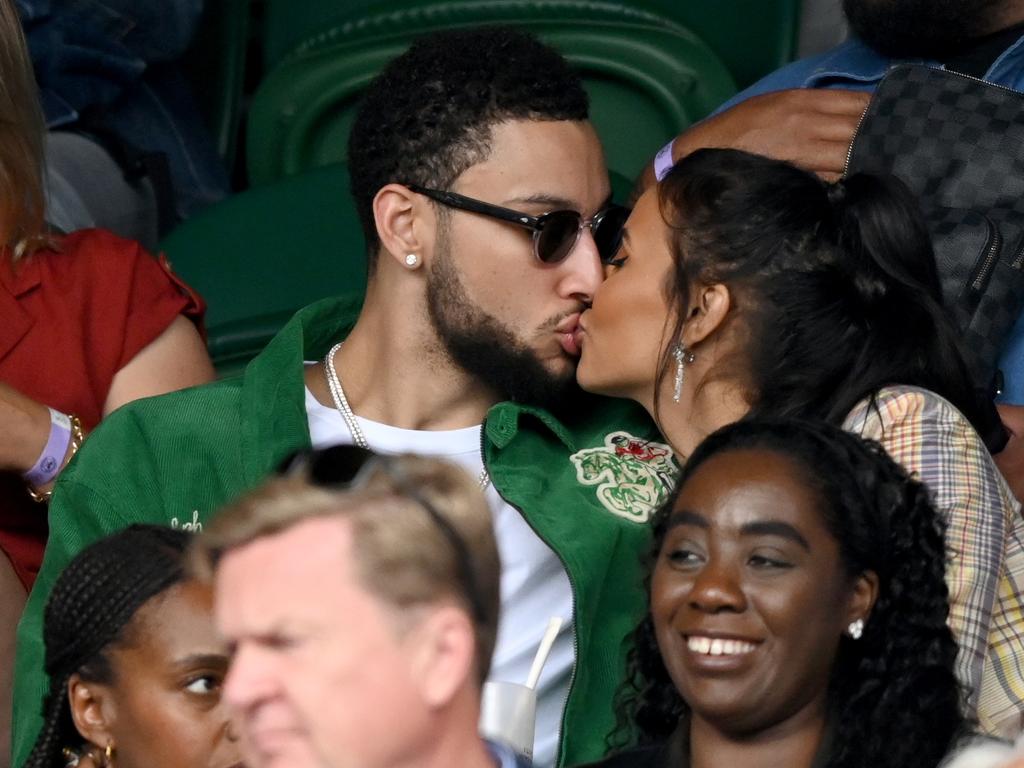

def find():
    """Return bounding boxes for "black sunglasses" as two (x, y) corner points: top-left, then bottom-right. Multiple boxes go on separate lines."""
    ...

(408, 184), (629, 265)
(277, 445), (488, 626)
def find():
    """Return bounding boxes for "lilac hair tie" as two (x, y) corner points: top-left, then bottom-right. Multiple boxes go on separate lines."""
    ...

(654, 139), (676, 181)
(23, 408), (72, 487)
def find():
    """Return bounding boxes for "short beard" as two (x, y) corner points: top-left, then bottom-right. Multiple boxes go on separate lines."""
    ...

(843, 0), (1005, 58)
(425, 240), (578, 411)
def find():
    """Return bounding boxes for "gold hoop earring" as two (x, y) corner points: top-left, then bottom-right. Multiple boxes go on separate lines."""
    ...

(103, 743), (114, 767)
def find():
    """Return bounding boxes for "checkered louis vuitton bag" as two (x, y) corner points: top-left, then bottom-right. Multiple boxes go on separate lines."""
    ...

(845, 63), (1024, 399)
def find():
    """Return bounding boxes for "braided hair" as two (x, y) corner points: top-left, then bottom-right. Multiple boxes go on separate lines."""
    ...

(612, 418), (966, 768)
(24, 524), (191, 768)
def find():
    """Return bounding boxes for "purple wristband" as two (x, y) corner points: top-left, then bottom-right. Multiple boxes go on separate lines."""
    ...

(23, 408), (71, 487)
(654, 139), (676, 181)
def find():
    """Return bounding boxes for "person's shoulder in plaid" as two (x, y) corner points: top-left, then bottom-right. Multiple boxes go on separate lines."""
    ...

(846, 384), (1024, 738)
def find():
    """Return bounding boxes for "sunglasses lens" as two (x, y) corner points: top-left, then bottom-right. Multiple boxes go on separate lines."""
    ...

(594, 205), (630, 264)
(536, 211), (583, 263)
(277, 444), (375, 484)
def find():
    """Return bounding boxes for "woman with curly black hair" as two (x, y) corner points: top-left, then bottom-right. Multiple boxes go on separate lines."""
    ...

(23, 524), (241, 768)
(582, 418), (965, 768)
(576, 148), (1023, 735)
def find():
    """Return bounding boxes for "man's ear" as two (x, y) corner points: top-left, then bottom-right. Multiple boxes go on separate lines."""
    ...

(68, 673), (117, 752)
(372, 183), (433, 271)
(407, 605), (477, 709)
(681, 283), (731, 348)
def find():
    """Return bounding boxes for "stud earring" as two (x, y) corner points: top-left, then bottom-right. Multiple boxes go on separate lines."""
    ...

(847, 618), (864, 640)
(405, 253), (420, 267)
(671, 343), (695, 403)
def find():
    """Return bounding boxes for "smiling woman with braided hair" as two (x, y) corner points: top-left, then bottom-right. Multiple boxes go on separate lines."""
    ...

(23, 525), (241, 768)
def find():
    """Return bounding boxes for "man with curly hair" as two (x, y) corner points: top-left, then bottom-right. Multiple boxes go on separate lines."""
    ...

(14, 26), (667, 768)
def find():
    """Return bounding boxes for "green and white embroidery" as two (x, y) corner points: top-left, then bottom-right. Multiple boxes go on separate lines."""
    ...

(170, 509), (203, 532)
(570, 431), (677, 522)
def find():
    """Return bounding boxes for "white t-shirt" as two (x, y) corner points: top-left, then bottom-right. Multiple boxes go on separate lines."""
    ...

(305, 385), (574, 767)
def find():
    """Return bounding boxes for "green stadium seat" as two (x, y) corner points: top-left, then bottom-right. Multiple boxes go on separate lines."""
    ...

(247, 0), (737, 187)
(261, 0), (799, 90)
(181, 0), (251, 173)
(159, 162), (367, 375)
(628, 0), (800, 89)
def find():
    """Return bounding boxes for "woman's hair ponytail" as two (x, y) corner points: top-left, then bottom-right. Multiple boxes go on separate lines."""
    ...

(830, 173), (941, 308)
(828, 172), (997, 445)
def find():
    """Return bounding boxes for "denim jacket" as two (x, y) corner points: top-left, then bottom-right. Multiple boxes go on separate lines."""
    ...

(16, 0), (228, 219)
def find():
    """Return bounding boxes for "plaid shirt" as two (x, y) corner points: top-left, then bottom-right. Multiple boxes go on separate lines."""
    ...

(846, 386), (1024, 738)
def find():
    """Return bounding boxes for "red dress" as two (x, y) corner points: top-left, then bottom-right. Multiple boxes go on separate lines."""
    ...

(0, 229), (205, 588)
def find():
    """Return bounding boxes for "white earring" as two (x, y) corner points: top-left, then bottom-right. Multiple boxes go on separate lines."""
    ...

(672, 343), (695, 403)
(405, 253), (420, 267)
(847, 619), (864, 639)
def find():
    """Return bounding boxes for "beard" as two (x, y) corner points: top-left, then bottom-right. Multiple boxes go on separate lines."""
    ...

(425, 240), (579, 411)
(843, 0), (1005, 58)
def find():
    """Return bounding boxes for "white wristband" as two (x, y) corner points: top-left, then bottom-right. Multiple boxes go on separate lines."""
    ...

(23, 408), (72, 487)
(654, 139), (676, 181)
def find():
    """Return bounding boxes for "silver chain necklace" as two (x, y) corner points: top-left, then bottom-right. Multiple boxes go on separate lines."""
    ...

(323, 342), (491, 490)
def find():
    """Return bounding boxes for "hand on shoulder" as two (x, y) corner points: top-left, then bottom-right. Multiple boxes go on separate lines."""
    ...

(671, 88), (871, 181)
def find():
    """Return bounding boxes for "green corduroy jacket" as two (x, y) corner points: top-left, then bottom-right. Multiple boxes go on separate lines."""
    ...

(14, 295), (676, 768)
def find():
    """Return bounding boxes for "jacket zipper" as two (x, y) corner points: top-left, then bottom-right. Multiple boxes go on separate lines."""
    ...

(479, 426), (579, 767)
(938, 65), (1024, 95)
(842, 100), (872, 177)
(973, 216), (1002, 291)
(842, 65), (1024, 178)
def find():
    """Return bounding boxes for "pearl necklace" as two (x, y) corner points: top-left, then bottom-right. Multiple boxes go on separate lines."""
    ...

(323, 342), (491, 490)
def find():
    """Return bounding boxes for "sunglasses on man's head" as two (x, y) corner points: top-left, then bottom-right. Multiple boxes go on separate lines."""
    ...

(276, 445), (488, 626)
(408, 184), (629, 265)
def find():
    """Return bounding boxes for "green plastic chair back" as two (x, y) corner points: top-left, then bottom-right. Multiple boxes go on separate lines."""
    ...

(159, 163), (367, 375)
(261, 0), (799, 90)
(247, 0), (737, 187)
(628, 0), (800, 89)
(181, 0), (251, 172)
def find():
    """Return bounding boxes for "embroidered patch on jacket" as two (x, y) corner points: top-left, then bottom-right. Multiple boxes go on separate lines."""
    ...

(170, 509), (203, 532)
(570, 432), (677, 522)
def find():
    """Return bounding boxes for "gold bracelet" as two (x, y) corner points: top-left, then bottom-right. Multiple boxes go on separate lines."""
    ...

(26, 415), (84, 504)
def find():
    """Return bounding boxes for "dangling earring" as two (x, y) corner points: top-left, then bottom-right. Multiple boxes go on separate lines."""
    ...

(103, 742), (115, 767)
(847, 618), (864, 639)
(672, 343), (695, 403)
(404, 253), (420, 268)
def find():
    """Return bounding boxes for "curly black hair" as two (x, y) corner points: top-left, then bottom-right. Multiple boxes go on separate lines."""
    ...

(348, 25), (589, 270)
(612, 418), (966, 768)
(24, 524), (192, 768)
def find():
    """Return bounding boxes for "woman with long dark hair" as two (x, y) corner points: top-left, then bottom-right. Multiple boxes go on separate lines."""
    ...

(24, 525), (241, 768)
(575, 148), (1023, 737)
(585, 418), (965, 768)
